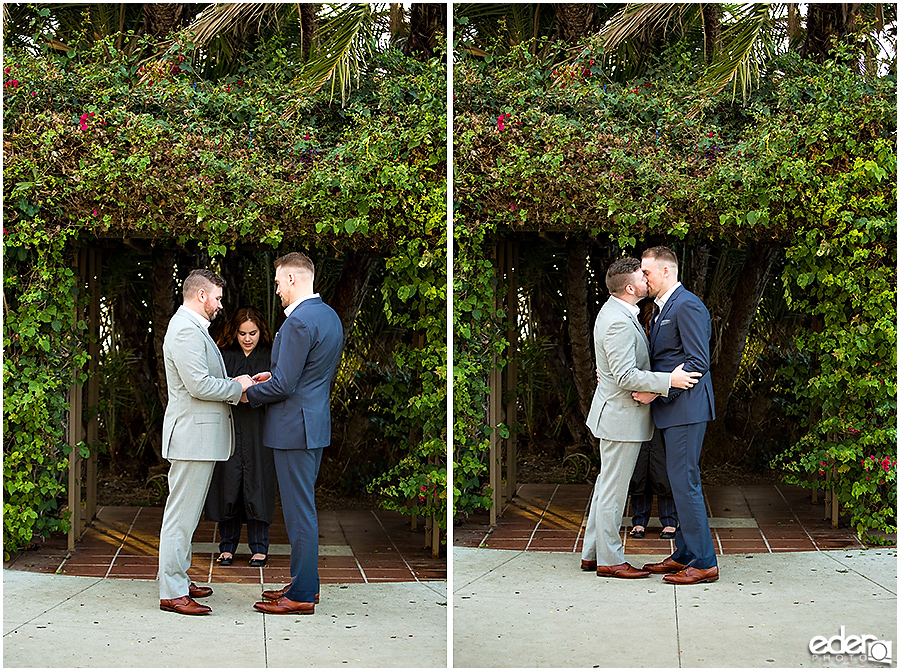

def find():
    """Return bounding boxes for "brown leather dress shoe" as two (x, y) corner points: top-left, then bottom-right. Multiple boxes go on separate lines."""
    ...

(663, 566), (719, 585)
(261, 585), (319, 604)
(642, 557), (687, 574)
(595, 562), (650, 579)
(189, 582), (213, 599)
(580, 560), (597, 572)
(253, 595), (315, 615)
(160, 595), (212, 615)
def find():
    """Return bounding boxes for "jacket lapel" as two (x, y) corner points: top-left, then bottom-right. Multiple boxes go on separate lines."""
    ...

(178, 306), (226, 372)
(608, 297), (649, 349)
(650, 285), (683, 346)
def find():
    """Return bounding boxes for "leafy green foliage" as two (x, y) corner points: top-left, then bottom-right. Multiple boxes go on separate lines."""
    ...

(3, 35), (446, 552)
(454, 39), (896, 538)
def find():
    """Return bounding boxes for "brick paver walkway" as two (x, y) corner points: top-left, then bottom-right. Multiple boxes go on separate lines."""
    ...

(6, 505), (446, 584)
(454, 483), (877, 554)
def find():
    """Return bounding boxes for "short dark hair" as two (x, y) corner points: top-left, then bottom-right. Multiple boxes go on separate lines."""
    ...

(183, 268), (226, 300)
(606, 257), (642, 295)
(642, 245), (678, 269)
(274, 252), (315, 277)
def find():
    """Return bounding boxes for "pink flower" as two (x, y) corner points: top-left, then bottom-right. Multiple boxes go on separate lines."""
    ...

(510, 204), (515, 211)
(93, 210), (98, 215)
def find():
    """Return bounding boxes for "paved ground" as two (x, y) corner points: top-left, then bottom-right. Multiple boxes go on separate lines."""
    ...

(4, 569), (447, 667)
(4, 505), (448, 667)
(5, 505), (446, 585)
(453, 547), (897, 668)
(455, 483), (873, 555)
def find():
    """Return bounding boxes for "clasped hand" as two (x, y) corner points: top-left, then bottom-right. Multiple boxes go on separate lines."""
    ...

(631, 363), (701, 404)
(233, 371), (272, 403)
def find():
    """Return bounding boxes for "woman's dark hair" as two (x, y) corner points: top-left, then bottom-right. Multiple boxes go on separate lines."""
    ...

(216, 306), (273, 349)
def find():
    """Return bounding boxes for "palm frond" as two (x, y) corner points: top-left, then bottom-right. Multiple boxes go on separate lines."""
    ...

(599, 2), (701, 53)
(454, 3), (542, 54)
(297, 3), (388, 105)
(186, 2), (282, 48)
(701, 3), (780, 104)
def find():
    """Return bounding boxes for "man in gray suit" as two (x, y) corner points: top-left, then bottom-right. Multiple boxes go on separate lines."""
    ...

(581, 258), (700, 578)
(158, 269), (255, 615)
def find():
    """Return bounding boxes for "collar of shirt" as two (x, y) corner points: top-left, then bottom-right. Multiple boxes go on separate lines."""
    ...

(183, 306), (211, 330)
(654, 281), (682, 314)
(284, 293), (320, 318)
(611, 295), (641, 319)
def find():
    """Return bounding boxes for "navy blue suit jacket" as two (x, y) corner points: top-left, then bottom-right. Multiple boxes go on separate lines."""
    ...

(649, 284), (715, 429)
(245, 296), (343, 450)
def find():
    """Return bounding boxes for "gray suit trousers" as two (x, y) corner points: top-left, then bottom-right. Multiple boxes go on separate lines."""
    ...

(581, 439), (642, 567)
(158, 459), (216, 599)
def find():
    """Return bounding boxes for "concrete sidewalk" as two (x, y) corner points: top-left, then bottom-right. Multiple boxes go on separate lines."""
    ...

(453, 547), (897, 668)
(3, 570), (447, 668)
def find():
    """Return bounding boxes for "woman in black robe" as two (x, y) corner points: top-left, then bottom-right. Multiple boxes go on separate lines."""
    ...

(205, 307), (276, 567)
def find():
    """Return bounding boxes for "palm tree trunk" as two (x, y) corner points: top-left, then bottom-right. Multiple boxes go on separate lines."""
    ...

(532, 275), (588, 454)
(405, 3), (446, 61)
(802, 3), (859, 63)
(299, 3), (319, 60)
(711, 241), (777, 413)
(150, 249), (176, 412)
(704, 241), (777, 464)
(554, 3), (596, 46)
(565, 239), (596, 438)
(141, 3), (188, 39)
(701, 3), (722, 64)
(389, 3), (407, 42)
(328, 248), (378, 347)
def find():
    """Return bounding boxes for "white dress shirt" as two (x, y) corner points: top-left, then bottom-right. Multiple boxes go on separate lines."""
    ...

(611, 295), (640, 319)
(183, 306), (211, 330)
(284, 293), (320, 317)
(654, 281), (682, 316)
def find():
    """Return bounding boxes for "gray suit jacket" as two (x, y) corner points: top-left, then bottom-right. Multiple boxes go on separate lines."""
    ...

(585, 297), (671, 443)
(161, 306), (242, 461)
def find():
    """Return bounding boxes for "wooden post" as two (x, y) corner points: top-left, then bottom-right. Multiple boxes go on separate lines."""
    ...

(67, 248), (88, 551)
(430, 452), (439, 557)
(85, 247), (100, 523)
(830, 465), (839, 528)
(505, 239), (518, 502)
(488, 241), (503, 525)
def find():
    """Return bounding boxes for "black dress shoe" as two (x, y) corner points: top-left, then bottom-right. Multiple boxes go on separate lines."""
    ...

(216, 554), (233, 566)
(660, 529), (676, 539)
(629, 527), (645, 539)
(249, 556), (267, 567)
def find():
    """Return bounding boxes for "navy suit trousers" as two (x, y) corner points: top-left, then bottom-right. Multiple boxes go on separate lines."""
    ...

(662, 422), (717, 570)
(273, 447), (323, 603)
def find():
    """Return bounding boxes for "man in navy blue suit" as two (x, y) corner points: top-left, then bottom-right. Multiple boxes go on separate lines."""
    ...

(243, 252), (343, 614)
(633, 246), (718, 585)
